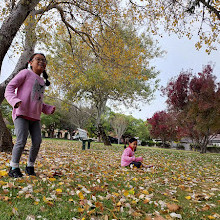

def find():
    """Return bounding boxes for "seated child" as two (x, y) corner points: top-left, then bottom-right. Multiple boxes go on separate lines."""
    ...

(121, 137), (154, 168)
(121, 137), (143, 168)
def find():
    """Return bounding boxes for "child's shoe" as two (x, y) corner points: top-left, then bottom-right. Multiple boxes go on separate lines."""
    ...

(8, 167), (23, 178)
(25, 166), (36, 176)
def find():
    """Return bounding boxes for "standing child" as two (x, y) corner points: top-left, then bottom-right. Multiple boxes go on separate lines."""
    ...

(5, 53), (55, 178)
(121, 138), (153, 168)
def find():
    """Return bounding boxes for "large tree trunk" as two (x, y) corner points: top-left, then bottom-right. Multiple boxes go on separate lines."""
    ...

(98, 124), (111, 146)
(0, 110), (13, 152)
(95, 98), (111, 145)
(200, 136), (209, 154)
(0, 0), (40, 73)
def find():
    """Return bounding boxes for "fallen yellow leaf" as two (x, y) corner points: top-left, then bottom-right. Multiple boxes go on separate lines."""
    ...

(116, 201), (121, 206)
(0, 170), (8, 177)
(77, 207), (84, 212)
(55, 188), (62, 194)
(123, 190), (129, 197)
(0, 180), (7, 186)
(78, 191), (84, 200)
(142, 190), (149, 195)
(208, 216), (216, 219)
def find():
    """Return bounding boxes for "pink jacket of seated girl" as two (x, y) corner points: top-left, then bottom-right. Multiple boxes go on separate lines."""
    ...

(121, 146), (143, 167)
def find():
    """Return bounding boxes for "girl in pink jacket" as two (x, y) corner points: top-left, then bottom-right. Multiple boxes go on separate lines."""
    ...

(121, 138), (143, 168)
(5, 53), (55, 178)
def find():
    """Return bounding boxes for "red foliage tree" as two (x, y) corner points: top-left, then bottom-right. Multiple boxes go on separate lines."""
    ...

(147, 111), (179, 147)
(163, 65), (220, 153)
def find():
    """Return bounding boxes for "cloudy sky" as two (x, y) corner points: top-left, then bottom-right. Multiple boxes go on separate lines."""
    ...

(1, 31), (219, 121)
(123, 32), (220, 121)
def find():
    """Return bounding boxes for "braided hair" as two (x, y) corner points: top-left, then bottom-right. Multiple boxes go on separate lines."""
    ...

(129, 137), (137, 144)
(26, 53), (50, 86)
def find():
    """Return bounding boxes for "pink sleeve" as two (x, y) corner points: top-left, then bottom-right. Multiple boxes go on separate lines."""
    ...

(135, 156), (143, 162)
(4, 70), (26, 108)
(122, 149), (135, 163)
(42, 103), (55, 115)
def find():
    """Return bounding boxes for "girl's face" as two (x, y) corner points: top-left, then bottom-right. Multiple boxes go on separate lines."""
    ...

(129, 141), (137, 151)
(30, 54), (47, 75)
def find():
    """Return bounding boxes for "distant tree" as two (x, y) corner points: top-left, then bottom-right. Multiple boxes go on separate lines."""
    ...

(123, 115), (138, 139)
(136, 119), (151, 142)
(123, 116), (149, 140)
(163, 65), (220, 153)
(41, 111), (62, 138)
(147, 111), (179, 147)
(110, 114), (128, 144)
(48, 24), (161, 145)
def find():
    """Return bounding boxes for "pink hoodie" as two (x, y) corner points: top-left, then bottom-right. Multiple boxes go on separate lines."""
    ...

(121, 146), (143, 167)
(5, 69), (54, 121)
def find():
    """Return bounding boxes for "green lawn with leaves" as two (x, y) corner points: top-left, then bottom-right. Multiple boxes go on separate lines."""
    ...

(0, 139), (219, 220)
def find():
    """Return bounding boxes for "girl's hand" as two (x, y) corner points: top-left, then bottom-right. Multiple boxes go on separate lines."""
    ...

(14, 101), (21, 108)
(51, 106), (56, 114)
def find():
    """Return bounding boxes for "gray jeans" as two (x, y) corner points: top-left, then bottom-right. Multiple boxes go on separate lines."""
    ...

(10, 117), (42, 168)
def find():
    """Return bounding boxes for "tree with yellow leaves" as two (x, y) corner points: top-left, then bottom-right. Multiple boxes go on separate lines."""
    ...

(47, 23), (162, 144)
(129, 0), (219, 53)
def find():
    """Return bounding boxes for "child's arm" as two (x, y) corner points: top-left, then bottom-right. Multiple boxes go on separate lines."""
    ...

(122, 150), (135, 163)
(135, 156), (143, 162)
(42, 103), (55, 115)
(5, 70), (26, 107)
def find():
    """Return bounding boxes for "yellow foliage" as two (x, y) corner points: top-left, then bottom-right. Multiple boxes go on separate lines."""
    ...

(78, 191), (84, 200)
(0, 170), (8, 177)
(55, 188), (62, 194)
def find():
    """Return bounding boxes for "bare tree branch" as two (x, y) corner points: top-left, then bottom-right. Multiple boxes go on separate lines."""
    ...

(199, 0), (220, 20)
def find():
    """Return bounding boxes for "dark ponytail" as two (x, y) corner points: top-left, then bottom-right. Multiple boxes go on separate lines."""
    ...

(25, 62), (29, 69)
(129, 137), (137, 144)
(43, 70), (50, 86)
(27, 53), (51, 87)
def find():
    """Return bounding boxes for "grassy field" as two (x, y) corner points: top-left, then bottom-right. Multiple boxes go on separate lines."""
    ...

(0, 139), (219, 220)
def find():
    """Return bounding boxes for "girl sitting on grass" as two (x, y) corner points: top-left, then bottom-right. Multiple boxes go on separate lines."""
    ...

(121, 138), (153, 168)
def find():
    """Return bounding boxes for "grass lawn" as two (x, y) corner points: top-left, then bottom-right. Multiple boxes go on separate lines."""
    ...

(0, 139), (219, 220)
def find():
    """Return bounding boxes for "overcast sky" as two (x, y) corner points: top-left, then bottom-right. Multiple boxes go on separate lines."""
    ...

(1, 32), (219, 121)
(121, 32), (220, 121)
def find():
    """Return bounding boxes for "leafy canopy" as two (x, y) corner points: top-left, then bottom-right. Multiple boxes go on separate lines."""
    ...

(48, 23), (161, 106)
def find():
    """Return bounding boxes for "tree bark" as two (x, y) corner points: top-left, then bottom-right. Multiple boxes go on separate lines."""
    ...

(200, 136), (209, 154)
(0, 110), (13, 152)
(98, 124), (111, 146)
(0, 0), (40, 73)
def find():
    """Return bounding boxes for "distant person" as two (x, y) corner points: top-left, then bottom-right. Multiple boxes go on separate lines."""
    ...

(121, 137), (153, 168)
(5, 53), (55, 178)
